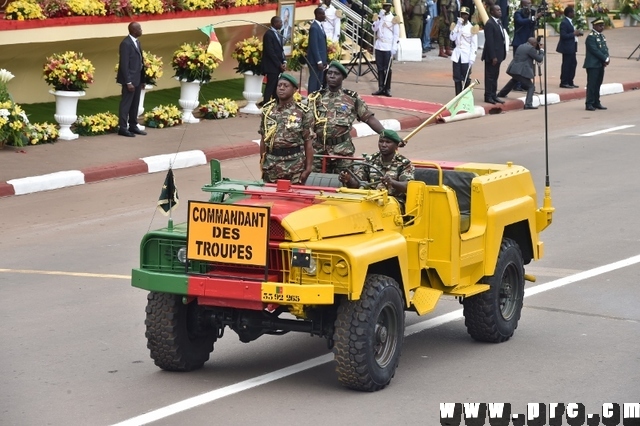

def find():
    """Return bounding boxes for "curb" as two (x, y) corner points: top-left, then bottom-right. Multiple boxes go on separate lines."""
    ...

(3, 81), (638, 198)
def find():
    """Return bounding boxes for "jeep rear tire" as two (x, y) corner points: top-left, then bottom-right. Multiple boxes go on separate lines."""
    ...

(463, 238), (525, 343)
(333, 274), (405, 391)
(145, 292), (215, 371)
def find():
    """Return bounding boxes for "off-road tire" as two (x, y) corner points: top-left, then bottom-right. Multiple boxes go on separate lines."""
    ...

(145, 292), (215, 371)
(463, 238), (525, 343)
(333, 274), (405, 391)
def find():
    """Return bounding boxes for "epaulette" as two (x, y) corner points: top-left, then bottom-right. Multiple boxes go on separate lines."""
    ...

(343, 88), (358, 98)
(263, 99), (276, 109)
(295, 101), (309, 112)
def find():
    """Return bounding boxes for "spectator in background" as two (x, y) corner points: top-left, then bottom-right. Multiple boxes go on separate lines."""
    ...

(320, 0), (341, 42)
(405, 0), (426, 39)
(307, 7), (328, 93)
(557, 6), (582, 88)
(498, 0), (509, 29)
(116, 22), (146, 137)
(261, 16), (287, 106)
(497, 37), (544, 110)
(423, 0), (436, 54)
(512, 0), (542, 91)
(436, 0), (456, 57)
(482, 5), (507, 104)
(372, 2), (400, 97)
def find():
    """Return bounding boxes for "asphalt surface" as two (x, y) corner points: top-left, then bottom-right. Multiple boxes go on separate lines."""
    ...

(1, 27), (639, 197)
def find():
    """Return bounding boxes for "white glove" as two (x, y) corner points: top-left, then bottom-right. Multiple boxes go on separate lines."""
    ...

(469, 61), (474, 67)
(391, 50), (397, 56)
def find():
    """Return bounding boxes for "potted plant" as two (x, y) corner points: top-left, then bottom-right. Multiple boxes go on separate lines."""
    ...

(232, 36), (264, 114)
(42, 50), (95, 140)
(620, 0), (640, 25)
(139, 51), (163, 119)
(171, 42), (221, 123)
(199, 98), (239, 119)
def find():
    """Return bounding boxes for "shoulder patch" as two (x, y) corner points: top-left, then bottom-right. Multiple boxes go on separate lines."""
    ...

(295, 101), (309, 112)
(343, 89), (358, 98)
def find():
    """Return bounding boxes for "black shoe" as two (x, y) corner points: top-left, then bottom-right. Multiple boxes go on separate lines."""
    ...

(594, 104), (607, 110)
(129, 127), (147, 135)
(524, 105), (538, 110)
(559, 84), (573, 88)
(585, 105), (596, 111)
(513, 87), (525, 92)
(382, 90), (392, 97)
(372, 89), (384, 96)
(484, 98), (496, 104)
(570, 84), (580, 88)
(493, 97), (505, 104)
(118, 129), (135, 137)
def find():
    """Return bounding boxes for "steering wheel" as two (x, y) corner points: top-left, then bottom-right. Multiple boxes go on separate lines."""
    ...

(342, 162), (386, 189)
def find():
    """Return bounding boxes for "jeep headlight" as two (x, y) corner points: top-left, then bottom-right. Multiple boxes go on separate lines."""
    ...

(176, 247), (187, 264)
(302, 257), (317, 276)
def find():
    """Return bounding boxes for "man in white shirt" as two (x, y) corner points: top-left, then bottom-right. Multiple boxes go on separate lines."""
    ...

(320, 0), (341, 42)
(372, 2), (400, 97)
(449, 6), (477, 94)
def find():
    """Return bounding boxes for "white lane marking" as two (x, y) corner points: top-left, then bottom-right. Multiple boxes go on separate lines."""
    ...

(0, 268), (129, 279)
(579, 125), (635, 137)
(112, 254), (640, 426)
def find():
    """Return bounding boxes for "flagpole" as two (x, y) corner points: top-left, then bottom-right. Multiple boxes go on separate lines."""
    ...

(168, 164), (174, 230)
(402, 79), (479, 145)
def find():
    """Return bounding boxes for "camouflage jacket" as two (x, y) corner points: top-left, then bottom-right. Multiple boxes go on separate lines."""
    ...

(308, 88), (374, 141)
(355, 152), (415, 196)
(259, 99), (315, 151)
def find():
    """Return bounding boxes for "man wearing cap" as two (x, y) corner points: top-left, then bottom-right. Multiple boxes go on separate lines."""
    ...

(583, 18), (609, 111)
(372, 2), (400, 97)
(308, 61), (387, 174)
(338, 129), (415, 200)
(259, 74), (315, 184)
(449, 6), (477, 95)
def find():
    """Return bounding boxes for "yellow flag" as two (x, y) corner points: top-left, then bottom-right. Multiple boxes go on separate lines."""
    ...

(199, 24), (224, 62)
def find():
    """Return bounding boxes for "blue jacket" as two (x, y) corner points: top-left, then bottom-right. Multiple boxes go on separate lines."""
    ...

(556, 17), (578, 55)
(307, 21), (328, 66)
(512, 9), (536, 48)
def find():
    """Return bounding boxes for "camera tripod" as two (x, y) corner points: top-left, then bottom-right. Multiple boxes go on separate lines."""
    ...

(346, 0), (378, 82)
(627, 42), (640, 61)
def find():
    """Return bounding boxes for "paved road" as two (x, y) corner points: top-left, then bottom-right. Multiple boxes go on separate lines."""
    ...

(1, 94), (639, 426)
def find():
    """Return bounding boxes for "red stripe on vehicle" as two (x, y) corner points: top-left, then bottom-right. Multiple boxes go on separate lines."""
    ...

(187, 276), (264, 310)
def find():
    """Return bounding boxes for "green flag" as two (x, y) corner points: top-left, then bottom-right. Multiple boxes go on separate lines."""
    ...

(157, 169), (179, 216)
(444, 88), (475, 118)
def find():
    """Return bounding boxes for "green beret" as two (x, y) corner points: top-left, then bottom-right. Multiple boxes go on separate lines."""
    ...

(279, 73), (298, 88)
(591, 18), (604, 26)
(328, 61), (348, 78)
(380, 129), (402, 144)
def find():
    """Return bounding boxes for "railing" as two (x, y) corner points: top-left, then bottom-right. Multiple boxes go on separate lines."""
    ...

(332, 0), (376, 57)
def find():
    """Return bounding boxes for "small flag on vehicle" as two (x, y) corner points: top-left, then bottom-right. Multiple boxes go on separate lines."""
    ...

(157, 168), (179, 216)
(444, 88), (475, 118)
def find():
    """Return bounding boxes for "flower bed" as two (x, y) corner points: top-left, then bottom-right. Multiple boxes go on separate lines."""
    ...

(143, 104), (182, 128)
(75, 112), (119, 136)
(199, 98), (238, 119)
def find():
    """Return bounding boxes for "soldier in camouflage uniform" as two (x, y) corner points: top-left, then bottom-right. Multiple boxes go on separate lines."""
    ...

(307, 61), (386, 174)
(339, 129), (414, 202)
(259, 74), (315, 184)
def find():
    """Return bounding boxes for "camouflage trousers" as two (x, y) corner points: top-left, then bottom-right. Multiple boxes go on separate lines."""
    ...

(312, 139), (356, 174)
(261, 152), (305, 184)
(437, 16), (451, 49)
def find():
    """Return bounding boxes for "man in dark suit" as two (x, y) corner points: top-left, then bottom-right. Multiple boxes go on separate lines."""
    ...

(583, 18), (609, 111)
(116, 22), (146, 137)
(481, 5), (507, 104)
(261, 16), (287, 105)
(497, 37), (545, 110)
(556, 6), (582, 88)
(307, 7), (328, 94)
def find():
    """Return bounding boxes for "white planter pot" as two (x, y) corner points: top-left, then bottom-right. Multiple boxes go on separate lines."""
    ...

(622, 14), (639, 26)
(177, 78), (202, 123)
(50, 89), (85, 140)
(137, 84), (153, 130)
(239, 71), (264, 115)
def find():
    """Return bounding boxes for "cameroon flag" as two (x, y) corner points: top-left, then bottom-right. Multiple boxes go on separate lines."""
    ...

(157, 169), (179, 216)
(199, 24), (224, 62)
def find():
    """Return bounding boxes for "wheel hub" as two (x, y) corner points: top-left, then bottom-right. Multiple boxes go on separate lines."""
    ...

(376, 323), (388, 344)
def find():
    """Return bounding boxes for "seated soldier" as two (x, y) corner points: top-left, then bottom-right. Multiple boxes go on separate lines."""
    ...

(338, 129), (414, 201)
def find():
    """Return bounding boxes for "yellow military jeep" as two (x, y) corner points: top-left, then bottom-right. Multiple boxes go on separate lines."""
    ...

(132, 158), (553, 391)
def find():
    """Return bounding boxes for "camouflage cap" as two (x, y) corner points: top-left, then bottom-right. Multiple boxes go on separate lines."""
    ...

(328, 60), (348, 78)
(279, 73), (298, 88)
(380, 129), (403, 144)
(460, 6), (470, 15)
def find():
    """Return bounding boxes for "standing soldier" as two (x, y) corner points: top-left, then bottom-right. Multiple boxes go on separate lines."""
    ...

(372, 2), (400, 97)
(449, 6), (478, 94)
(437, 0), (457, 57)
(259, 74), (315, 184)
(308, 61), (387, 174)
(583, 18), (609, 111)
